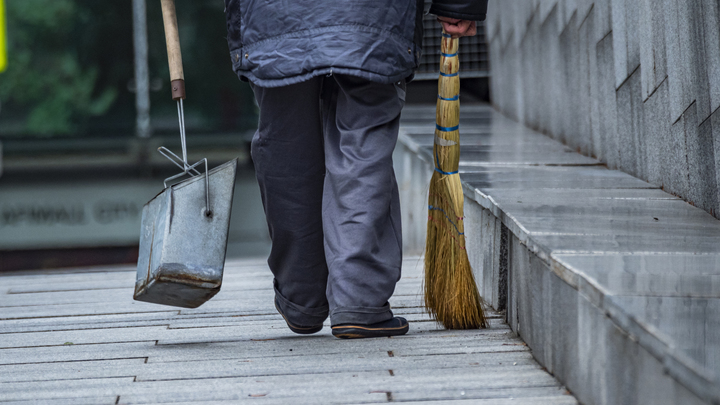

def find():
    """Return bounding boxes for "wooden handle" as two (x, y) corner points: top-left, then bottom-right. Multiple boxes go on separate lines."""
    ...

(435, 30), (460, 174)
(160, 0), (185, 100)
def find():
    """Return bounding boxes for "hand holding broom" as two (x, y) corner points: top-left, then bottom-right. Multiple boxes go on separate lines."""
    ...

(424, 30), (487, 330)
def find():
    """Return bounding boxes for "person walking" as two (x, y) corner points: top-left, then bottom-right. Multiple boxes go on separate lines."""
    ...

(223, 0), (487, 338)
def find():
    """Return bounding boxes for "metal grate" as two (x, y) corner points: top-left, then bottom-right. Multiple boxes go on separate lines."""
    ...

(415, 2), (489, 80)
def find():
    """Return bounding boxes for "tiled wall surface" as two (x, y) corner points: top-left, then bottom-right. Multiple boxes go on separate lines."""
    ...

(487, 1), (720, 218)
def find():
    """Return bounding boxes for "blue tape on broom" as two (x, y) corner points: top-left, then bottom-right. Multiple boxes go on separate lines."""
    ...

(436, 124), (459, 132)
(434, 150), (459, 175)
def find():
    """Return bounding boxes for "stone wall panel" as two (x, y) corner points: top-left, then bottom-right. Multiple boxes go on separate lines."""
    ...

(702, 1), (720, 116)
(521, 13), (543, 129)
(686, 106), (718, 214)
(559, 13), (581, 147)
(577, 11), (594, 155)
(561, 0), (578, 29)
(687, 0), (711, 123)
(543, 6), (564, 142)
(593, 0), (612, 43)
(576, 0), (594, 30)
(549, 273), (580, 394)
(615, 68), (644, 178)
(481, 208), (497, 307)
(610, 0), (628, 88)
(643, 79), (670, 186)
(538, 0), (560, 31)
(638, 0), (668, 100)
(489, 36), (503, 115)
(666, 111), (690, 198)
(714, 110), (720, 217)
(464, 201), (485, 298)
(499, 1), (516, 50)
(488, 0), (720, 218)
(664, 0), (698, 123)
(528, 252), (553, 371)
(597, 33), (620, 169)
(586, 7), (603, 159)
(623, 0), (641, 77)
(514, 1), (536, 48)
(576, 298), (609, 405)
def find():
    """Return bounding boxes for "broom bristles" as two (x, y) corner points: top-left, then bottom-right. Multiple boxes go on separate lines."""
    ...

(425, 170), (487, 330)
(424, 29), (487, 330)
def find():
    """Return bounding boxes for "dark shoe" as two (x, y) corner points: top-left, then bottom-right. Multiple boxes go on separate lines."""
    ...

(275, 300), (323, 335)
(332, 317), (409, 339)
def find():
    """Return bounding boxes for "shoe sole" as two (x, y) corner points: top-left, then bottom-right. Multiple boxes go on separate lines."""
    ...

(332, 324), (409, 339)
(275, 302), (323, 335)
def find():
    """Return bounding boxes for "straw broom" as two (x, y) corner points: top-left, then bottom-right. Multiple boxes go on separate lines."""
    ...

(424, 31), (487, 330)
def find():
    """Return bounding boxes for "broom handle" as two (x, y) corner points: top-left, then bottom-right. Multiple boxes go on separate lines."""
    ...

(160, 0), (185, 100)
(436, 30), (460, 173)
(437, 31), (459, 127)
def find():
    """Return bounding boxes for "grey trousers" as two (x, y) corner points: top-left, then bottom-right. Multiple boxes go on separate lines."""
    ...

(250, 74), (405, 326)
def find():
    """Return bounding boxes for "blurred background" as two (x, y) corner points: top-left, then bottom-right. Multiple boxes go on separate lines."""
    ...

(0, 0), (489, 271)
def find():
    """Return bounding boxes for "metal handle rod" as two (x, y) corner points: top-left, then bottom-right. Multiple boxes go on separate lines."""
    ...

(158, 146), (201, 176)
(158, 0), (210, 217)
(177, 99), (188, 167)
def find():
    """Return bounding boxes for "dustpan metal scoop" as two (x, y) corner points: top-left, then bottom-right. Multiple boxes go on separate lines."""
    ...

(134, 0), (237, 308)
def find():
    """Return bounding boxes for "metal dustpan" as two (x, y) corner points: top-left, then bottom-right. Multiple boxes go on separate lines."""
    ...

(134, 150), (237, 308)
(133, 107), (238, 308)
(134, 0), (237, 308)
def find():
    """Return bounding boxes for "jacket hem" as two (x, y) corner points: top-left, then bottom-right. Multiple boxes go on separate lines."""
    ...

(229, 25), (420, 88)
(235, 67), (415, 88)
(429, 5), (487, 21)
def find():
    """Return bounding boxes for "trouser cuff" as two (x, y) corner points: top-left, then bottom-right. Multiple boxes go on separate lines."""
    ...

(274, 284), (329, 326)
(330, 304), (394, 326)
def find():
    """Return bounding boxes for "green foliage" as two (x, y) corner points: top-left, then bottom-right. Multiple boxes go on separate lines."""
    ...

(0, 0), (256, 138)
(0, 0), (117, 136)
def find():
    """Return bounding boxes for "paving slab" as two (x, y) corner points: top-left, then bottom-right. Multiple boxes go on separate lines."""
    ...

(461, 166), (657, 190)
(0, 377), (135, 402)
(0, 255), (576, 404)
(0, 341), (159, 366)
(115, 371), (566, 405)
(0, 358), (147, 383)
(553, 253), (720, 297)
(118, 374), (565, 405)
(6, 271), (271, 294)
(412, 144), (601, 167)
(530, 233), (720, 255)
(1, 397), (119, 405)
(134, 351), (539, 382)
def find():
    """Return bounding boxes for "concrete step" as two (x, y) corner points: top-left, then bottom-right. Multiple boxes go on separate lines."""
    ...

(396, 104), (720, 405)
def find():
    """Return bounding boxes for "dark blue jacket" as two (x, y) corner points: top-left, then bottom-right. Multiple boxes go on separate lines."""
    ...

(224, 0), (487, 87)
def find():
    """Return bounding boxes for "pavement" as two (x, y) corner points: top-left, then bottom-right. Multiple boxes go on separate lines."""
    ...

(0, 257), (578, 404)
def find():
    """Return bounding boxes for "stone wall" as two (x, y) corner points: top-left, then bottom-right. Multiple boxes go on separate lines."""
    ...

(486, 1), (720, 218)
